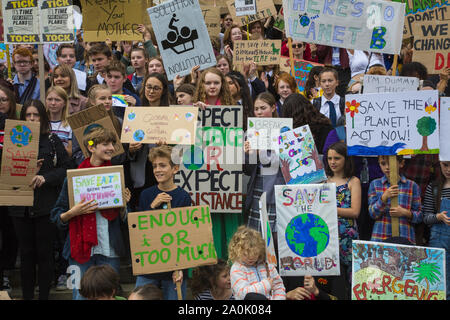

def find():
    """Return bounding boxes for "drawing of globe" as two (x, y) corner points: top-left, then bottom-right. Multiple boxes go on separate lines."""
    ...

(10, 125), (32, 147)
(133, 129), (145, 142)
(285, 213), (330, 258)
(182, 146), (204, 170)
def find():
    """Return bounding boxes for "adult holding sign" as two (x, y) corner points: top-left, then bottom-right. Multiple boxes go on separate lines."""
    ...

(8, 102), (71, 300)
(148, 0), (217, 81)
(50, 127), (130, 300)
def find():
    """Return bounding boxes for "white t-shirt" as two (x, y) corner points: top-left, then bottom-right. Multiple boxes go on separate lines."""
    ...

(320, 94), (341, 120)
(347, 49), (385, 78)
(50, 120), (72, 147)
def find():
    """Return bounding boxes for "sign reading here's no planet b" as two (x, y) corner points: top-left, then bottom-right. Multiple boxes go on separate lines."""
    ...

(148, 0), (217, 81)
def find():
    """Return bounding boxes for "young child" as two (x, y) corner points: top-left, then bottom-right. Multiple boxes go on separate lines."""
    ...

(191, 259), (234, 300)
(104, 61), (141, 119)
(79, 265), (125, 300)
(422, 161), (450, 299)
(325, 142), (361, 285)
(128, 284), (163, 300)
(128, 47), (149, 93)
(312, 67), (345, 128)
(135, 145), (191, 300)
(50, 127), (130, 300)
(193, 67), (234, 107)
(368, 155), (422, 244)
(228, 226), (286, 300)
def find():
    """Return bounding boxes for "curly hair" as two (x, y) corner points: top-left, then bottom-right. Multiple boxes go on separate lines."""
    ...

(194, 67), (234, 105)
(228, 226), (266, 265)
(190, 259), (230, 297)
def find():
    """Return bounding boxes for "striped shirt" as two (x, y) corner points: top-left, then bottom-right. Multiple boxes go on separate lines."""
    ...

(231, 262), (286, 300)
(422, 184), (450, 226)
(194, 289), (235, 301)
(368, 175), (422, 244)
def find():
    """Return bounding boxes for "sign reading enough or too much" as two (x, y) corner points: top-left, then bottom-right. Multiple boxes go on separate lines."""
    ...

(128, 205), (217, 275)
(233, 40), (281, 66)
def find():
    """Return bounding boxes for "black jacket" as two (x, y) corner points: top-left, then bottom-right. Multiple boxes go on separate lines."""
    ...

(8, 133), (72, 218)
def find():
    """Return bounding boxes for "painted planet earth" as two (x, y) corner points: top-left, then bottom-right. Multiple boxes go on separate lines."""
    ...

(10, 125), (32, 147)
(285, 213), (330, 257)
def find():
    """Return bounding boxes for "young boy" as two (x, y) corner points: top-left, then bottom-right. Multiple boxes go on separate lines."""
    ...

(312, 67), (345, 128)
(104, 61), (141, 119)
(12, 47), (40, 103)
(368, 155), (422, 244)
(50, 127), (130, 300)
(135, 145), (191, 300)
(79, 265), (126, 300)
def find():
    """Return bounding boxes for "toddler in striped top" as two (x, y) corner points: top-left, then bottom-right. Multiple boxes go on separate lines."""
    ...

(228, 226), (286, 300)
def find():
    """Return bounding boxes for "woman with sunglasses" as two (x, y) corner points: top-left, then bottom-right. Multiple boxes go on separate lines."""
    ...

(282, 41), (318, 63)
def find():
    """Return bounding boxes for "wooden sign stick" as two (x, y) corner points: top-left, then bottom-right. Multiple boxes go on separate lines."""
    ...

(166, 201), (183, 300)
(389, 54), (400, 237)
(38, 45), (46, 104)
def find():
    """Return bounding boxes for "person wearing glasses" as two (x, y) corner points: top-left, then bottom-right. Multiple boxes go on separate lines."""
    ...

(140, 72), (175, 107)
(12, 47), (40, 104)
(281, 41), (318, 63)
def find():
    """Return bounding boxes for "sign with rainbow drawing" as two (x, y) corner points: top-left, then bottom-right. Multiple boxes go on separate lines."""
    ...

(121, 106), (198, 145)
(275, 183), (340, 276)
(278, 125), (326, 185)
(345, 90), (439, 156)
(352, 240), (446, 300)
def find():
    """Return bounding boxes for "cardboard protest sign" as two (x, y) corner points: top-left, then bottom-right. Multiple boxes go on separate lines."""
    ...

(81, 0), (142, 42)
(279, 57), (324, 93)
(0, 120), (40, 206)
(66, 104), (124, 158)
(363, 75), (420, 94)
(233, 40), (281, 66)
(235, 0), (256, 16)
(282, 0), (406, 55)
(345, 90), (440, 156)
(275, 183), (340, 276)
(352, 240), (446, 300)
(439, 97), (450, 161)
(402, 1), (448, 38)
(66, 165), (125, 209)
(121, 106), (198, 145)
(410, 3), (450, 74)
(227, 0), (276, 27)
(128, 205), (217, 275)
(247, 117), (292, 151)
(392, 0), (446, 15)
(148, 0), (217, 81)
(278, 125), (326, 185)
(2, 0), (41, 44)
(260, 192), (277, 266)
(201, 5), (220, 37)
(173, 106), (243, 213)
(39, 0), (74, 43)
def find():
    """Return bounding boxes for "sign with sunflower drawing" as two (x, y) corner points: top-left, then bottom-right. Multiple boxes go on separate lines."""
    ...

(352, 240), (446, 300)
(345, 90), (439, 156)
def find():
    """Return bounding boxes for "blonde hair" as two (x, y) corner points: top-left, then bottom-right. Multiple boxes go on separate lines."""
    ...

(228, 226), (266, 264)
(46, 86), (70, 127)
(51, 64), (81, 100)
(86, 83), (111, 108)
(194, 67), (234, 105)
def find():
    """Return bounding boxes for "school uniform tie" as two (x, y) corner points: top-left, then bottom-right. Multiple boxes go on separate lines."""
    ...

(327, 100), (337, 128)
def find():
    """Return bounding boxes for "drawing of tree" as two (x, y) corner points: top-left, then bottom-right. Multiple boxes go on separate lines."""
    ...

(410, 262), (441, 292)
(416, 116), (436, 151)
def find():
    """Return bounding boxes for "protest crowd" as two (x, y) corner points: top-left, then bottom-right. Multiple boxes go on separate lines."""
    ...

(0, 0), (449, 302)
